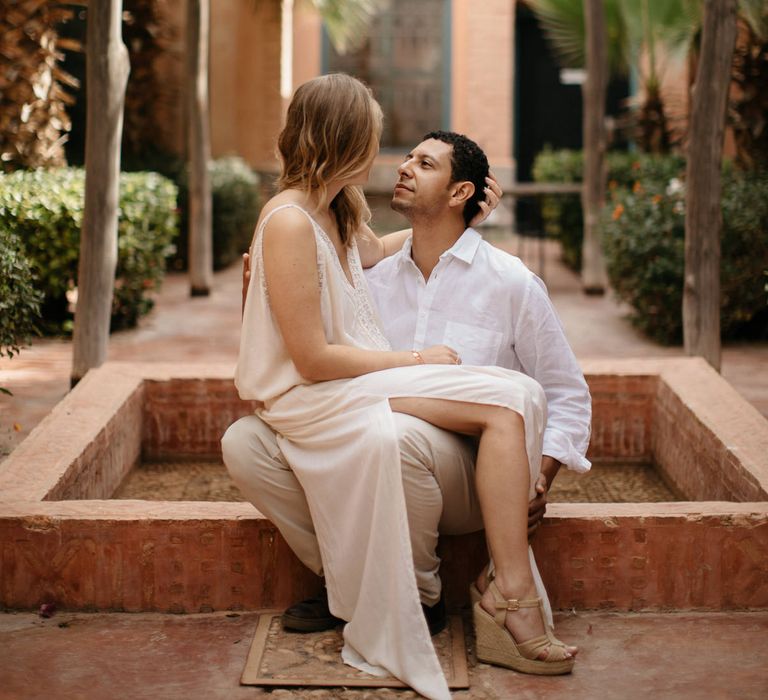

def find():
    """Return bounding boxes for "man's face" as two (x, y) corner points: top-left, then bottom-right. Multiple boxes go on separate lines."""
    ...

(390, 139), (454, 221)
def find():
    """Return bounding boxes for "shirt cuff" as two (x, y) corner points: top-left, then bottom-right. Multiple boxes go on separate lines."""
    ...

(543, 428), (591, 474)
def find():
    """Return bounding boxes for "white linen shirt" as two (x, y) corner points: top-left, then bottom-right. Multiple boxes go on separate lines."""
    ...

(364, 228), (591, 473)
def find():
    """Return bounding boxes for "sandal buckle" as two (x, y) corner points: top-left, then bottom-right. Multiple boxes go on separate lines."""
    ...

(506, 599), (520, 611)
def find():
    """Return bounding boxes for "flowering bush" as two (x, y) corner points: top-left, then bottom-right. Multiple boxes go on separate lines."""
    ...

(601, 169), (768, 344)
(0, 168), (178, 334)
(532, 148), (685, 269)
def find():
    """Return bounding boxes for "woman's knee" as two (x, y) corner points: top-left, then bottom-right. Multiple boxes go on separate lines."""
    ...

(485, 405), (525, 435)
(521, 377), (547, 423)
(503, 376), (547, 424)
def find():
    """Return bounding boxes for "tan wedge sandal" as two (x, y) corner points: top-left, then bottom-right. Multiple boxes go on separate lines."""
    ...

(473, 580), (575, 675)
(469, 565), (491, 608)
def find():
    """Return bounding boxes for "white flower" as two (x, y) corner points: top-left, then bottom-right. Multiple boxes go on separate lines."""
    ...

(666, 178), (684, 196)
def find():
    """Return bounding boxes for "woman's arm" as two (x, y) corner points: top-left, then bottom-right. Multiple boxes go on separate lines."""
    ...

(262, 209), (457, 381)
(356, 224), (411, 269)
(356, 172), (504, 268)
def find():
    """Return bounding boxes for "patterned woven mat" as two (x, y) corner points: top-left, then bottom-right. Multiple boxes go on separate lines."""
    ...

(114, 460), (681, 503)
(240, 613), (469, 689)
(549, 462), (681, 502)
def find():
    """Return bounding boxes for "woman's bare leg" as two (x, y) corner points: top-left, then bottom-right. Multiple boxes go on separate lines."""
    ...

(389, 397), (576, 659)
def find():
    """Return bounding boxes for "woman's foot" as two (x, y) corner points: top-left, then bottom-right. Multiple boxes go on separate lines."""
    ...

(477, 573), (578, 662)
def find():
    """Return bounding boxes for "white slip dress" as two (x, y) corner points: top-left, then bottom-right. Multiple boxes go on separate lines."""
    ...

(235, 204), (553, 700)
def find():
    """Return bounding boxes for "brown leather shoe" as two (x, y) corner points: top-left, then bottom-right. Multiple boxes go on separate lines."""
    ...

(281, 589), (343, 633)
(281, 588), (447, 636)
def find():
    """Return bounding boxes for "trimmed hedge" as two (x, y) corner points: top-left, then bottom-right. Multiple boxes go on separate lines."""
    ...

(171, 156), (261, 271)
(0, 168), (178, 334)
(0, 227), (42, 359)
(601, 168), (768, 344)
(532, 147), (685, 269)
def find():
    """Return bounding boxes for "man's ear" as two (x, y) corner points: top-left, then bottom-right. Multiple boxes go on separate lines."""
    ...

(448, 181), (475, 210)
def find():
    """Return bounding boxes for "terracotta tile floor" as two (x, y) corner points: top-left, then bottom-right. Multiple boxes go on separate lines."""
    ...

(2, 609), (767, 699)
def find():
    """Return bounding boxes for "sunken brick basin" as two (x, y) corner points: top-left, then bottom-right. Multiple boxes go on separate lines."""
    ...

(0, 359), (766, 613)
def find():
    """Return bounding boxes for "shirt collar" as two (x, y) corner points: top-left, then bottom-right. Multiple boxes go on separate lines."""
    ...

(444, 228), (482, 264)
(395, 227), (482, 270)
(395, 236), (414, 271)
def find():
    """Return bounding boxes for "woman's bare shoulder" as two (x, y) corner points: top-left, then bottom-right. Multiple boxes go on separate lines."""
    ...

(259, 196), (316, 252)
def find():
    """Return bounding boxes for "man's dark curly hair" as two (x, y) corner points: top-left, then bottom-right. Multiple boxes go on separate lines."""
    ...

(422, 130), (489, 226)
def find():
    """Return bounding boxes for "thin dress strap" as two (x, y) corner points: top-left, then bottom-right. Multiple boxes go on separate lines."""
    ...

(252, 202), (389, 350)
(254, 202), (321, 241)
(252, 203), (326, 301)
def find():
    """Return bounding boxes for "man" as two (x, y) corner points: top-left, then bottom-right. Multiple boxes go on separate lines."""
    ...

(222, 130), (591, 635)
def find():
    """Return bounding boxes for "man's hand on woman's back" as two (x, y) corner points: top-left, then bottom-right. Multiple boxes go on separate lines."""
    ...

(242, 253), (251, 316)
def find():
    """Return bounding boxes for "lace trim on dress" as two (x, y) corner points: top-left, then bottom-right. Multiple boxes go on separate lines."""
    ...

(254, 202), (389, 351)
(314, 228), (389, 350)
(348, 241), (391, 350)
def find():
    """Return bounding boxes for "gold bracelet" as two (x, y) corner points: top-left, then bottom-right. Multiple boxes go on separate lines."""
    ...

(411, 350), (424, 364)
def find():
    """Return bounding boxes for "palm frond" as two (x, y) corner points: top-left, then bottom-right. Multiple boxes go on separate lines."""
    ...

(310, 0), (390, 54)
(739, 0), (768, 41)
(528, 0), (628, 76)
(619, 0), (700, 68)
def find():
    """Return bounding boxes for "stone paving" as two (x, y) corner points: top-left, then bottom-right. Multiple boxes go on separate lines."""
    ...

(2, 609), (767, 699)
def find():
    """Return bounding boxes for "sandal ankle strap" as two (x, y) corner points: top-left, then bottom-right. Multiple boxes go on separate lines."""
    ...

(493, 597), (541, 612)
(493, 597), (541, 625)
(487, 581), (542, 625)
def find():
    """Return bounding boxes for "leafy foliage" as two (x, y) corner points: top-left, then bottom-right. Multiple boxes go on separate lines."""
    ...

(532, 147), (685, 269)
(171, 156), (261, 271)
(310, 0), (388, 53)
(532, 148), (584, 270)
(0, 1), (80, 170)
(0, 228), (42, 359)
(527, 0), (628, 75)
(0, 168), (178, 334)
(731, 3), (768, 170)
(529, 0), (698, 152)
(121, 0), (178, 160)
(601, 168), (768, 343)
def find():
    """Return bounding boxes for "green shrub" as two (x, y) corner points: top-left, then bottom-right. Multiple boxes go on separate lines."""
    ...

(601, 169), (768, 344)
(171, 156), (261, 271)
(0, 168), (178, 334)
(0, 228), (42, 359)
(532, 147), (685, 269)
(532, 148), (584, 270)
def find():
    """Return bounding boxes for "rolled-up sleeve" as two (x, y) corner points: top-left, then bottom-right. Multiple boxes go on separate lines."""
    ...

(513, 274), (592, 473)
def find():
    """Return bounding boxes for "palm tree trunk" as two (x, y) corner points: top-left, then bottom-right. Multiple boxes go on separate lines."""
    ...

(683, 0), (738, 371)
(71, 0), (130, 384)
(581, 0), (608, 294)
(187, 0), (213, 296)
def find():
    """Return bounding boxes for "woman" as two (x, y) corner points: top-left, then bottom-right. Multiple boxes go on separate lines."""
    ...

(235, 74), (575, 699)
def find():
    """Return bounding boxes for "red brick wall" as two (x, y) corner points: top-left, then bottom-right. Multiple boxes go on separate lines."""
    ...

(586, 374), (656, 465)
(142, 378), (257, 460)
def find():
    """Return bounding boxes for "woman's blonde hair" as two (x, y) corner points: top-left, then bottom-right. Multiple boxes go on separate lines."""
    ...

(277, 73), (383, 245)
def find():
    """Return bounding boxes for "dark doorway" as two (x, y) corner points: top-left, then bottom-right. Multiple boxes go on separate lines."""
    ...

(514, 5), (629, 228)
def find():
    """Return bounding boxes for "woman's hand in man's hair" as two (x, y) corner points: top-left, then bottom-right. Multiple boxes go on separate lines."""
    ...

(469, 171), (503, 227)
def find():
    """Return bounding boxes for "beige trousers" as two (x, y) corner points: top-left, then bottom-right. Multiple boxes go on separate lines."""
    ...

(221, 412), (484, 605)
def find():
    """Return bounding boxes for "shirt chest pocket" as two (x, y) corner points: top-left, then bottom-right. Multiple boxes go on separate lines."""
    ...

(443, 321), (503, 366)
